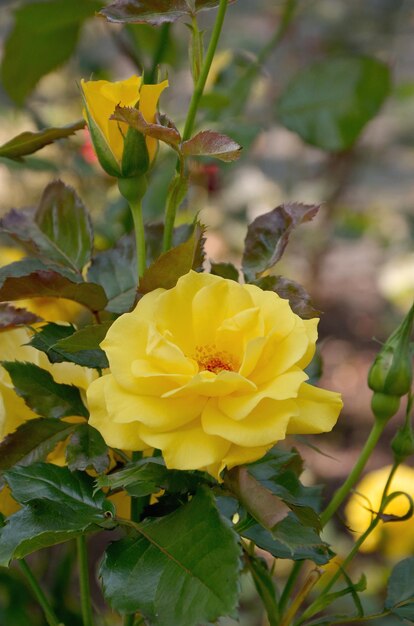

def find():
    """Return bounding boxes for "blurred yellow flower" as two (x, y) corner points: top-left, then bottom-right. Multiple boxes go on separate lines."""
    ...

(345, 464), (414, 558)
(81, 75), (168, 173)
(0, 327), (96, 515)
(0, 246), (82, 323)
(88, 271), (342, 478)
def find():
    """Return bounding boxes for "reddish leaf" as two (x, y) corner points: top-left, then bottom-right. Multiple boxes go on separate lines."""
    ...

(182, 130), (242, 162)
(0, 121), (85, 161)
(242, 203), (319, 281)
(100, 0), (234, 25)
(111, 106), (181, 147)
(0, 303), (42, 329)
(139, 224), (205, 294)
(255, 276), (320, 320)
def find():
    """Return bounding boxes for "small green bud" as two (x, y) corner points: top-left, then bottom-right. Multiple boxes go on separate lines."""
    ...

(392, 422), (414, 462)
(371, 392), (400, 422)
(368, 303), (414, 409)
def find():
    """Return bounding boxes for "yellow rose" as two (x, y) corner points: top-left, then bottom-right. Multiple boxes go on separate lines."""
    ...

(80, 75), (168, 177)
(0, 327), (97, 515)
(345, 464), (414, 558)
(0, 246), (83, 323)
(88, 271), (342, 478)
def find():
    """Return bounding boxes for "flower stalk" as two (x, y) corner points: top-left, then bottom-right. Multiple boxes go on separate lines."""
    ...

(19, 558), (63, 626)
(77, 536), (94, 626)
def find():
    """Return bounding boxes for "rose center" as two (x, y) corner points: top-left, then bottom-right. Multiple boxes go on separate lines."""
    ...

(195, 345), (237, 374)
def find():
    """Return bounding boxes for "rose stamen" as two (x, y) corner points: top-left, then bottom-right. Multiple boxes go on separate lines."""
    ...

(195, 345), (238, 374)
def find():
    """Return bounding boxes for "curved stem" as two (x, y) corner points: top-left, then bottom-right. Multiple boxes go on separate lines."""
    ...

(320, 419), (386, 526)
(182, 0), (229, 142)
(19, 559), (62, 626)
(77, 536), (94, 626)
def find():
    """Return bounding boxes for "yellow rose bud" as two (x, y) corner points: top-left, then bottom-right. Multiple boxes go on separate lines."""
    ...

(87, 271), (342, 479)
(345, 465), (414, 558)
(80, 75), (168, 177)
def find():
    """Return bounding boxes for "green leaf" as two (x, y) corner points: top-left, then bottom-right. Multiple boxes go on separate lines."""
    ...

(87, 238), (137, 314)
(2, 361), (88, 419)
(254, 276), (320, 320)
(247, 448), (323, 530)
(210, 261), (239, 281)
(0, 259), (108, 312)
(30, 322), (110, 369)
(242, 203), (319, 281)
(139, 223), (205, 294)
(277, 57), (391, 152)
(182, 130), (242, 162)
(66, 423), (109, 473)
(1, 0), (101, 105)
(0, 418), (78, 474)
(241, 515), (331, 565)
(385, 557), (414, 620)
(101, 0), (234, 25)
(101, 487), (241, 625)
(96, 457), (210, 497)
(0, 303), (41, 330)
(0, 463), (115, 565)
(0, 121), (85, 161)
(35, 180), (93, 271)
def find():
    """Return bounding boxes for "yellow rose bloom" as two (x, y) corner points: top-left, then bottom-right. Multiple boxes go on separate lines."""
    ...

(80, 75), (168, 173)
(0, 327), (97, 515)
(345, 464), (414, 558)
(88, 271), (342, 478)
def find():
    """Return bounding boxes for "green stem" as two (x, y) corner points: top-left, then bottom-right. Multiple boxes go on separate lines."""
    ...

(19, 559), (62, 626)
(146, 24), (171, 84)
(124, 615), (135, 626)
(77, 536), (94, 626)
(130, 199), (146, 279)
(320, 419), (386, 526)
(182, 0), (230, 142)
(278, 561), (302, 614)
(163, 154), (187, 252)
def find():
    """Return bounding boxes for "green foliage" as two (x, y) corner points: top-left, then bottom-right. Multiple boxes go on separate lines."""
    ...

(1, 0), (101, 105)
(101, 487), (242, 625)
(0, 121), (85, 161)
(2, 361), (88, 419)
(255, 275), (320, 319)
(0, 464), (115, 565)
(242, 203), (319, 282)
(277, 56), (391, 152)
(247, 556), (279, 626)
(0, 418), (78, 474)
(65, 424), (109, 474)
(30, 322), (110, 369)
(139, 223), (205, 293)
(210, 261), (239, 281)
(385, 557), (414, 620)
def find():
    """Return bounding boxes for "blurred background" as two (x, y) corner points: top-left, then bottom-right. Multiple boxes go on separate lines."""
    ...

(1, 0), (414, 624)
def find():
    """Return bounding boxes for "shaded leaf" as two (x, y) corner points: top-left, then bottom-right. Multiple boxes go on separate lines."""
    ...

(66, 423), (109, 474)
(0, 121), (85, 161)
(101, 487), (241, 625)
(385, 557), (414, 620)
(87, 237), (137, 314)
(182, 130), (242, 162)
(0, 418), (78, 474)
(35, 180), (93, 271)
(254, 275), (320, 319)
(210, 261), (239, 282)
(145, 222), (194, 264)
(0, 464), (115, 565)
(0, 303), (41, 330)
(111, 106), (181, 147)
(139, 223), (205, 293)
(1, 0), (101, 105)
(2, 361), (88, 419)
(242, 203), (319, 281)
(101, 0), (233, 25)
(246, 555), (279, 626)
(277, 57), (391, 152)
(0, 259), (107, 312)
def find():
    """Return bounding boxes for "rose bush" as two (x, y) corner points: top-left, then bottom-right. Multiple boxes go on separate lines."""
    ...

(345, 464), (414, 558)
(88, 271), (343, 478)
